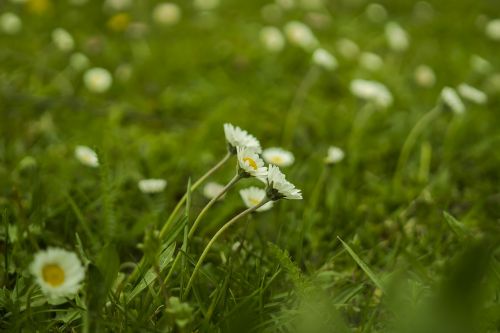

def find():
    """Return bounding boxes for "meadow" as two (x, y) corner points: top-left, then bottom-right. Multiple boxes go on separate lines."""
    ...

(1, 0), (499, 332)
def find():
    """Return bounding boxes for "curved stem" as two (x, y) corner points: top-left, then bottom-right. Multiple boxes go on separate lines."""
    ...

(183, 198), (271, 298)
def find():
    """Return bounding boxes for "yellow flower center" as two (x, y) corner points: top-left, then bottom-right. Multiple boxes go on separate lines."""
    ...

(243, 157), (258, 170)
(42, 263), (65, 287)
(270, 155), (284, 164)
(249, 197), (261, 206)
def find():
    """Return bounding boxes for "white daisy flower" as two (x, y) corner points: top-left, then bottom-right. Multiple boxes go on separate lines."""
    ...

(470, 55), (492, 74)
(84, 68), (112, 93)
(385, 22), (409, 52)
(324, 146), (345, 164)
(312, 48), (338, 71)
(414, 65), (436, 88)
(350, 79), (393, 108)
(262, 147), (295, 167)
(359, 52), (383, 71)
(104, 0), (132, 11)
(0, 12), (22, 35)
(194, 0), (220, 11)
(457, 83), (487, 105)
(223, 123), (262, 153)
(365, 3), (388, 23)
(485, 19), (500, 41)
(74, 145), (99, 167)
(69, 52), (90, 71)
(283, 21), (319, 51)
(240, 187), (274, 212)
(336, 38), (360, 60)
(30, 248), (85, 301)
(138, 179), (167, 194)
(152, 3), (181, 26)
(276, 0), (295, 10)
(236, 146), (268, 178)
(52, 28), (74, 52)
(440, 87), (465, 114)
(203, 181), (226, 200)
(266, 165), (302, 200)
(260, 26), (285, 53)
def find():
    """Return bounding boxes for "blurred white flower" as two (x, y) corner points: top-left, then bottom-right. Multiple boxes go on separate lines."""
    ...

(260, 26), (285, 52)
(275, 0), (295, 10)
(324, 146), (345, 164)
(485, 19), (500, 41)
(457, 83), (487, 105)
(365, 3), (388, 23)
(52, 28), (74, 52)
(237, 146), (268, 179)
(470, 55), (492, 74)
(262, 147), (295, 167)
(440, 87), (465, 114)
(312, 48), (338, 70)
(152, 3), (181, 26)
(203, 181), (226, 200)
(138, 179), (167, 194)
(84, 67), (112, 93)
(240, 187), (273, 212)
(350, 79), (393, 108)
(414, 65), (436, 88)
(104, 0), (132, 11)
(194, 0), (220, 11)
(0, 13), (22, 35)
(30, 248), (85, 301)
(75, 145), (99, 167)
(69, 53), (90, 71)
(336, 38), (360, 59)
(359, 52), (383, 71)
(284, 21), (318, 51)
(223, 123), (261, 153)
(385, 22), (409, 52)
(266, 165), (302, 200)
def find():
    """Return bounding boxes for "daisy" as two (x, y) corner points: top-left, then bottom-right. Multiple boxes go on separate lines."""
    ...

(84, 67), (113, 93)
(194, 0), (220, 10)
(138, 179), (167, 194)
(223, 123), (261, 154)
(414, 65), (436, 88)
(152, 3), (181, 26)
(236, 146), (268, 179)
(485, 19), (500, 41)
(239, 187), (274, 212)
(52, 28), (74, 52)
(350, 79), (393, 108)
(359, 52), (383, 72)
(283, 21), (319, 51)
(324, 146), (345, 164)
(440, 87), (465, 114)
(385, 22), (409, 52)
(203, 181), (226, 200)
(312, 48), (338, 71)
(0, 12), (22, 35)
(30, 248), (85, 301)
(74, 145), (99, 167)
(365, 3), (388, 23)
(262, 147), (295, 167)
(457, 83), (487, 105)
(260, 26), (285, 53)
(69, 52), (90, 71)
(266, 165), (302, 200)
(336, 38), (360, 60)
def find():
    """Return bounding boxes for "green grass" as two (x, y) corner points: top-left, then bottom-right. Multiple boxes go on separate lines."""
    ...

(1, 0), (500, 332)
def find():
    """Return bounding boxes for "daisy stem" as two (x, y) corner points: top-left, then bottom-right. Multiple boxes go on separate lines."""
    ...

(183, 198), (271, 298)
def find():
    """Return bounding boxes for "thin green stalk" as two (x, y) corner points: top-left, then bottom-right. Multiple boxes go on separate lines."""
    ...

(183, 198), (271, 298)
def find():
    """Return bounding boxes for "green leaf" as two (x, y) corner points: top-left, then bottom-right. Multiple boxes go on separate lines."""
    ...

(443, 211), (468, 238)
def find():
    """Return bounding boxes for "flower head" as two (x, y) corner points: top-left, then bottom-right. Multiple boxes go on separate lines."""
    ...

(266, 165), (302, 200)
(239, 187), (273, 212)
(324, 146), (345, 165)
(75, 145), (99, 167)
(312, 48), (338, 71)
(152, 3), (181, 26)
(385, 22), (409, 52)
(0, 12), (22, 35)
(224, 123), (261, 153)
(262, 147), (295, 167)
(284, 21), (318, 51)
(138, 179), (167, 194)
(84, 67), (112, 93)
(203, 181), (225, 200)
(260, 26), (285, 53)
(30, 248), (85, 301)
(359, 52), (383, 72)
(237, 146), (267, 179)
(52, 28), (74, 52)
(485, 19), (500, 41)
(350, 79), (393, 108)
(457, 83), (487, 105)
(440, 87), (465, 114)
(414, 65), (436, 88)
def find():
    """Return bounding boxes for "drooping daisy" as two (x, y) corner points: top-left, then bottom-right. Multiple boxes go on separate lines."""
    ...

(138, 179), (167, 194)
(239, 187), (274, 212)
(260, 26), (285, 53)
(223, 123), (261, 153)
(262, 147), (295, 167)
(414, 65), (436, 88)
(324, 146), (345, 165)
(83, 67), (113, 93)
(74, 145), (99, 167)
(312, 48), (338, 71)
(203, 181), (226, 200)
(457, 83), (487, 105)
(152, 3), (181, 26)
(0, 12), (22, 35)
(237, 146), (268, 179)
(283, 21), (318, 51)
(350, 79), (393, 108)
(440, 87), (465, 114)
(52, 28), (74, 52)
(385, 22), (409, 52)
(266, 165), (302, 200)
(30, 248), (85, 301)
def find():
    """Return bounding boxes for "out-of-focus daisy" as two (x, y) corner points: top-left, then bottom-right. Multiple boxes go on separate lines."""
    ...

(152, 3), (181, 26)
(470, 55), (492, 74)
(385, 22), (409, 52)
(0, 13), (22, 35)
(107, 13), (130, 32)
(312, 48), (338, 70)
(350, 79), (393, 108)
(284, 21), (318, 51)
(30, 248), (85, 301)
(138, 179), (167, 194)
(223, 123), (261, 153)
(194, 0), (220, 11)
(52, 28), (74, 52)
(237, 146), (267, 179)
(104, 0), (132, 11)
(457, 83), (487, 105)
(203, 181), (225, 200)
(365, 3), (387, 23)
(336, 38), (360, 60)
(260, 26), (285, 52)
(84, 67), (112, 93)
(414, 65), (436, 88)
(485, 19), (500, 41)
(69, 52), (90, 71)
(262, 147), (295, 167)
(266, 165), (302, 200)
(359, 52), (383, 71)
(276, 0), (295, 10)
(75, 145), (99, 167)
(440, 87), (465, 114)
(324, 146), (345, 165)
(240, 187), (274, 212)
